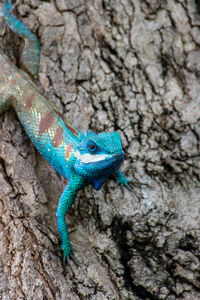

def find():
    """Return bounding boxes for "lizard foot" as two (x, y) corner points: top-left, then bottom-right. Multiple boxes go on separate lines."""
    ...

(116, 170), (145, 200)
(123, 167), (148, 186)
(53, 245), (78, 264)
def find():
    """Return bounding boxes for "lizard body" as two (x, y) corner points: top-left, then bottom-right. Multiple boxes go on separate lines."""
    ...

(1, 0), (132, 260)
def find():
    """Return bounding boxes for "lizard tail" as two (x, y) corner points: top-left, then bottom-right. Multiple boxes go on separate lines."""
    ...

(2, 0), (40, 78)
(0, 53), (12, 113)
(0, 53), (18, 114)
(0, 95), (11, 114)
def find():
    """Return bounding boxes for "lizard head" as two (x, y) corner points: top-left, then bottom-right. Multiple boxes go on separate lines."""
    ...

(74, 131), (124, 190)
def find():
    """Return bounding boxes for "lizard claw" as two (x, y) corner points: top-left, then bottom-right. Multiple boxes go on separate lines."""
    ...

(116, 170), (143, 201)
(68, 251), (79, 265)
(52, 245), (73, 263)
(53, 244), (78, 265)
(62, 247), (78, 265)
(123, 167), (148, 186)
(124, 181), (141, 201)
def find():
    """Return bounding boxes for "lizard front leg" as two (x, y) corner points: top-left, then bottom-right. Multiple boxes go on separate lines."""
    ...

(56, 174), (85, 261)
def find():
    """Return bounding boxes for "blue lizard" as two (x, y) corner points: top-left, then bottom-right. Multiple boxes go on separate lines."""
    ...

(1, 0), (133, 261)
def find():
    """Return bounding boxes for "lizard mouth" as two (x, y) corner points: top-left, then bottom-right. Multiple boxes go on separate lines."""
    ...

(84, 151), (124, 167)
(77, 150), (124, 164)
(114, 152), (124, 160)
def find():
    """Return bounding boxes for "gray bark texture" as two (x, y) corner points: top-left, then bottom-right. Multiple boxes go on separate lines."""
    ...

(0, 0), (200, 299)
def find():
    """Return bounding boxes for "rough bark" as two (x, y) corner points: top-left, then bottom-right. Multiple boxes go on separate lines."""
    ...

(0, 0), (200, 299)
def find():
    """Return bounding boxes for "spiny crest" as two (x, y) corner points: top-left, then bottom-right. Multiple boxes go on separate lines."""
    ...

(77, 130), (88, 140)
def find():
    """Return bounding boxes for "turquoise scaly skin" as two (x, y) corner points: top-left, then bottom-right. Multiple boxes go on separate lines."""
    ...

(1, 0), (133, 261)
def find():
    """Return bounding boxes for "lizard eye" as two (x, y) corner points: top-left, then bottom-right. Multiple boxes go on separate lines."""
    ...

(87, 140), (97, 154)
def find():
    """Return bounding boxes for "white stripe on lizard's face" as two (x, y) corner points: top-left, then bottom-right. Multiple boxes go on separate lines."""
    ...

(75, 151), (111, 164)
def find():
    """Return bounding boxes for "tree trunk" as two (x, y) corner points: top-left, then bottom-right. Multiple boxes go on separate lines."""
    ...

(0, 0), (200, 299)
